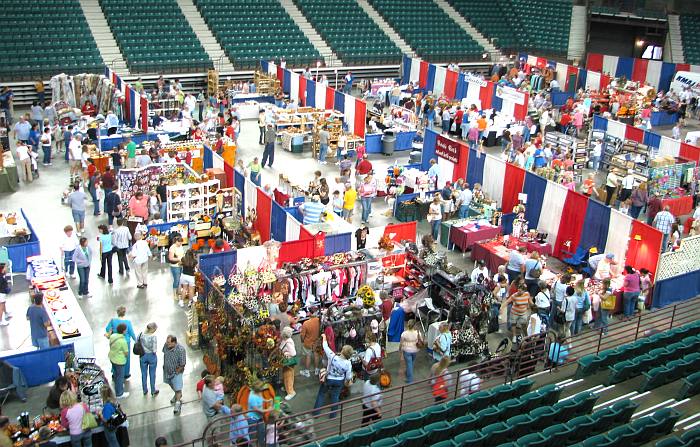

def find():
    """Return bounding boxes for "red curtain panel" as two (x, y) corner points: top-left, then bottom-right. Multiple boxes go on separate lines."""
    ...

(586, 53), (604, 72)
(501, 163), (526, 214)
(628, 220), (663, 274)
(383, 222), (417, 243)
(354, 99), (366, 138)
(554, 190), (589, 257)
(279, 239), (315, 263)
(255, 189), (272, 243)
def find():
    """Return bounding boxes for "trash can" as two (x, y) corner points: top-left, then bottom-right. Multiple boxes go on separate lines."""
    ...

(291, 135), (304, 153)
(382, 130), (396, 156)
(410, 141), (423, 164)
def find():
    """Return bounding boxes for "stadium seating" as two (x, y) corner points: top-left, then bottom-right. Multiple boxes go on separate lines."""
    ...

(677, 371), (700, 400)
(575, 320), (700, 378)
(367, 0), (484, 62)
(680, 15), (700, 65)
(447, 0), (571, 55)
(0, 0), (103, 80)
(569, 408), (681, 447)
(195, 0), (320, 69)
(99, 0), (210, 73)
(293, 0), (400, 65)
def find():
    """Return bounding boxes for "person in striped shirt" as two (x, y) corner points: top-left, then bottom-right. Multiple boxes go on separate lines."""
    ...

(501, 283), (533, 342)
(299, 195), (325, 225)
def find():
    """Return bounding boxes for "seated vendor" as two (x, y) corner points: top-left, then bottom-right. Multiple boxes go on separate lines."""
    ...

(45, 376), (71, 413)
(589, 253), (617, 280)
(210, 237), (231, 254)
(81, 100), (97, 117)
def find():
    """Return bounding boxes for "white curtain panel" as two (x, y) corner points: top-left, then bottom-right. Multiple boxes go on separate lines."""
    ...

(290, 72), (300, 103)
(585, 71), (601, 91)
(433, 66), (447, 96)
(363, 225), (387, 251)
(606, 119), (627, 140)
(646, 60), (663, 89)
(436, 157), (454, 189)
(482, 155), (506, 208)
(605, 209), (633, 266)
(538, 181), (568, 246)
(555, 63), (568, 87)
(236, 245), (267, 272)
(285, 214), (301, 242)
(244, 178), (258, 219)
(315, 84), (326, 109)
(268, 62), (277, 75)
(409, 58), (421, 83)
(527, 55), (538, 66)
(602, 55), (619, 76)
(659, 136), (681, 157)
(344, 95), (355, 134)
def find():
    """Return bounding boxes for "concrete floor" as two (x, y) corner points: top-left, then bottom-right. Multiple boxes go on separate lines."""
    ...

(1, 107), (696, 446)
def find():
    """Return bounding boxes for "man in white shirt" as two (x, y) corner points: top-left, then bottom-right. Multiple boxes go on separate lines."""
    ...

(672, 123), (681, 140)
(68, 134), (83, 176)
(458, 184), (473, 218)
(470, 260), (489, 284)
(15, 140), (32, 183)
(184, 93), (196, 115)
(105, 111), (119, 135)
(441, 108), (451, 134)
(59, 225), (79, 278)
(619, 170), (635, 202)
(590, 139), (603, 171)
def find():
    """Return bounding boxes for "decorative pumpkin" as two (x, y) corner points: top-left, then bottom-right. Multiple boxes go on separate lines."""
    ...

(236, 382), (276, 420)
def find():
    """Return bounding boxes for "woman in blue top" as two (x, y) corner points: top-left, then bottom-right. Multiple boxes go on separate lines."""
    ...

(571, 280), (590, 335)
(99, 385), (121, 447)
(105, 306), (137, 379)
(28, 122), (41, 155)
(533, 148), (547, 169)
(97, 224), (114, 284)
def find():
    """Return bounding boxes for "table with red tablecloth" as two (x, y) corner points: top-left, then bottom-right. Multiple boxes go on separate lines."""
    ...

(450, 222), (501, 251)
(471, 240), (510, 274)
(525, 240), (553, 257)
(662, 196), (694, 216)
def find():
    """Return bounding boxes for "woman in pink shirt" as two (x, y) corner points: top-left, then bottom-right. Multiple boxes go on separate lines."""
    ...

(128, 191), (150, 221)
(358, 174), (377, 224)
(622, 265), (641, 319)
(60, 390), (93, 446)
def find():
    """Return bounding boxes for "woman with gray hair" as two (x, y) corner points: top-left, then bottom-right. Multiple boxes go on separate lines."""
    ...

(140, 322), (159, 396)
(129, 231), (152, 289)
(279, 326), (297, 401)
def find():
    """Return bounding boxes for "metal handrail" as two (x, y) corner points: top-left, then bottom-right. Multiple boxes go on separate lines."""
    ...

(173, 295), (700, 446)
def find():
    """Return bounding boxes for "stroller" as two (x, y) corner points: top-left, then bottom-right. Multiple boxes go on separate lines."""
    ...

(277, 401), (316, 446)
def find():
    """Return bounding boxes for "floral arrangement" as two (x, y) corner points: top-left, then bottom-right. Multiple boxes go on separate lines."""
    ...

(253, 324), (280, 352)
(357, 284), (376, 308)
(378, 235), (395, 252)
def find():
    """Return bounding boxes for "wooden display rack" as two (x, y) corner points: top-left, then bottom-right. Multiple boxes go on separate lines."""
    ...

(207, 70), (219, 96)
(254, 71), (280, 96)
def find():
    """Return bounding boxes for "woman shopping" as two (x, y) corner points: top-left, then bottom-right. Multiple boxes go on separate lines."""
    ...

(59, 390), (94, 447)
(128, 231), (151, 289)
(97, 225), (114, 284)
(105, 306), (136, 379)
(427, 194), (442, 241)
(99, 386), (123, 447)
(139, 322), (159, 396)
(72, 237), (92, 298)
(178, 249), (198, 308)
(279, 326), (297, 401)
(399, 319), (422, 384)
(167, 235), (185, 302)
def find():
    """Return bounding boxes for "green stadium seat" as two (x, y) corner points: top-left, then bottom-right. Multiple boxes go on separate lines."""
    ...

(320, 435), (348, 447)
(505, 414), (531, 439)
(515, 432), (547, 447)
(369, 438), (400, 447)
(680, 428), (700, 445)
(370, 419), (401, 439)
(540, 423), (571, 445)
(480, 422), (511, 445)
(677, 370), (700, 400)
(394, 429), (427, 447)
(453, 430), (487, 447)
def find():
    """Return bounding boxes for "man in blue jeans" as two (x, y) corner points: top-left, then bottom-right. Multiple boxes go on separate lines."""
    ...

(26, 293), (50, 349)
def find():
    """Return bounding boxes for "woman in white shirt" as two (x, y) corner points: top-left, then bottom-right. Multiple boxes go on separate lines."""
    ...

(470, 260), (489, 284)
(59, 225), (80, 278)
(399, 319), (422, 384)
(362, 332), (382, 377)
(129, 231), (152, 289)
(427, 195), (442, 241)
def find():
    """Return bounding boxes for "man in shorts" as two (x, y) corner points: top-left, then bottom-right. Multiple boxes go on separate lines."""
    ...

(162, 335), (186, 415)
(502, 283), (533, 343)
(342, 183), (357, 223)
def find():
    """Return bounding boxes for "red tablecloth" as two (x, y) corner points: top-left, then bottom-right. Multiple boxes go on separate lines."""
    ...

(662, 196), (693, 217)
(450, 223), (501, 251)
(525, 240), (553, 257)
(471, 241), (509, 274)
(274, 189), (291, 206)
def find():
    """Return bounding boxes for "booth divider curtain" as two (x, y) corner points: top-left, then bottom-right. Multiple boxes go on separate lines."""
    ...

(578, 199), (610, 254)
(306, 79), (316, 107)
(632, 58), (649, 83)
(538, 181), (568, 246)
(300, 225), (314, 240)
(501, 213), (515, 235)
(283, 70), (291, 94)
(419, 61), (429, 89)
(593, 115), (608, 131)
(522, 172), (547, 228)
(325, 87), (334, 110)
(203, 146), (213, 170)
(199, 250), (237, 291)
(421, 128), (438, 170)
(652, 270), (700, 308)
(324, 233), (352, 255)
(244, 178), (258, 219)
(553, 190), (589, 257)
(355, 99), (366, 138)
(383, 222), (417, 243)
(334, 91), (345, 113)
(285, 213), (301, 242)
(255, 189), (272, 243)
(482, 155), (506, 207)
(502, 163), (526, 214)
(628, 220), (663, 274)
(271, 201), (287, 242)
(234, 169), (245, 213)
(466, 149), (486, 187)
(604, 209), (633, 264)
(625, 125), (645, 143)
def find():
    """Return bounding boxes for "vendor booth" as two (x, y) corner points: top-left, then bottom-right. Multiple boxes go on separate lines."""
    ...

(0, 209), (40, 272)
(0, 151), (19, 193)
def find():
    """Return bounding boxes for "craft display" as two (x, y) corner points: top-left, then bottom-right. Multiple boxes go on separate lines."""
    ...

(166, 179), (220, 221)
(117, 162), (194, 206)
(647, 161), (697, 198)
(0, 211), (30, 242)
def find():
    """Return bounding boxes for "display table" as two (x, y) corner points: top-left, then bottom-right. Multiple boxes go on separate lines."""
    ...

(1, 209), (40, 272)
(98, 128), (182, 151)
(230, 93), (274, 105)
(525, 240), (553, 257)
(42, 286), (95, 358)
(449, 222), (501, 252)
(471, 240), (510, 274)
(650, 110), (679, 127)
(661, 196), (694, 216)
(365, 130), (417, 153)
(53, 425), (129, 446)
(305, 216), (355, 236)
(0, 151), (18, 192)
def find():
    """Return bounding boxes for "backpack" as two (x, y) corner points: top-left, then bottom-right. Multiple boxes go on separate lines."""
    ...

(553, 299), (567, 325)
(365, 347), (383, 375)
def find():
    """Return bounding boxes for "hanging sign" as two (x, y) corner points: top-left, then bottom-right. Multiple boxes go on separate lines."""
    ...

(435, 135), (463, 164)
(465, 73), (487, 87)
(496, 85), (526, 105)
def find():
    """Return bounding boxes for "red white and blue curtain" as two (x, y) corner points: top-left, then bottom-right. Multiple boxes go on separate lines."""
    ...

(401, 55), (526, 119)
(104, 67), (148, 130)
(586, 53), (700, 92)
(421, 128), (663, 272)
(261, 60), (366, 138)
(592, 115), (700, 162)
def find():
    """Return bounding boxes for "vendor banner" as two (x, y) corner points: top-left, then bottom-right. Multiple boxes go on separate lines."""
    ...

(435, 134), (463, 164)
(495, 85), (525, 105)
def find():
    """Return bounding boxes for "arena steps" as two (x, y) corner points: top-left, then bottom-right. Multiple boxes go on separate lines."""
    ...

(79, 0), (129, 75)
(432, 0), (503, 61)
(568, 4), (587, 62)
(175, 0), (234, 73)
(355, 0), (416, 58)
(278, 0), (341, 67)
(667, 15), (686, 64)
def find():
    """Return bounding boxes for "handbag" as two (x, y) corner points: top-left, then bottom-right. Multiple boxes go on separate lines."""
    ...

(104, 404), (127, 429)
(553, 299), (567, 325)
(132, 333), (145, 356)
(81, 410), (98, 430)
(364, 347), (383, 375)
(416, 332), (425, 349)
(283, 356), (298, 367)
(601, 293), (616, 311)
